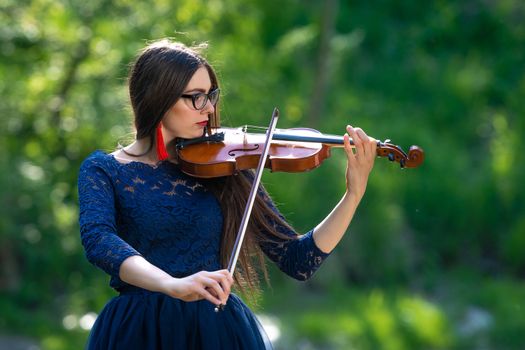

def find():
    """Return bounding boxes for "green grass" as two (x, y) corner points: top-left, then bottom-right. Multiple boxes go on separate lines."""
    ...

(258, 272), (525, 350)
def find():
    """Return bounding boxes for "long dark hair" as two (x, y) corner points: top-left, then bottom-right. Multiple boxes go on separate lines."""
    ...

(128, 39), (220, 153)
(127, 39), (296, 295)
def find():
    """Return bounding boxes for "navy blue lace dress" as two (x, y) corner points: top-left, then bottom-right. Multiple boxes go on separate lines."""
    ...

(78, 150), (330, 350)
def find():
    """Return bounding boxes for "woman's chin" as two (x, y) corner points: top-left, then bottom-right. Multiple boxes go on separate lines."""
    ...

(180, 131), (205, 140)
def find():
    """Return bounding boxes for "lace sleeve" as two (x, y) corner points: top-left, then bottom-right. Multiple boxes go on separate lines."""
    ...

(257, 188), (330, 281)
(78, 154), (141, 279)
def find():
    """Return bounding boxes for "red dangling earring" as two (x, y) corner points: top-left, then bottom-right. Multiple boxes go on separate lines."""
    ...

(156, 123), (169, 161)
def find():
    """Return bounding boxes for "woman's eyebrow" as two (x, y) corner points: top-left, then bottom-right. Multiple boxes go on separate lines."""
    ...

(184, 87), (210, 93)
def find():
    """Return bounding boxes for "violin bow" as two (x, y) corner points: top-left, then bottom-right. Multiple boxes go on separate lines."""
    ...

(214, 107), (280, 312)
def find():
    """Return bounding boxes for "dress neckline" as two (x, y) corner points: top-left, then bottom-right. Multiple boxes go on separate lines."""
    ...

(99, 150), (175, 170)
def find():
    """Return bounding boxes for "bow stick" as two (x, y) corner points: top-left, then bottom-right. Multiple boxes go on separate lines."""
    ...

(214, 107), (280, 312)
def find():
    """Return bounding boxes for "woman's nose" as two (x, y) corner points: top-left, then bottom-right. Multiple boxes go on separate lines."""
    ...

(201, 99), (215, 114)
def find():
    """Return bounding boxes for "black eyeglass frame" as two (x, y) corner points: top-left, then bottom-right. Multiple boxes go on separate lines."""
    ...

(181, 88), (220, 110)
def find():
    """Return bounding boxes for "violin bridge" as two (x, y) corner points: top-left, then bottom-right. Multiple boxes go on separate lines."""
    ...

(242, 126), (248, 147)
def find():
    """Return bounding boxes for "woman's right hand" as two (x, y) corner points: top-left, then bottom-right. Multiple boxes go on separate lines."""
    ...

(160, 269), (234, 306)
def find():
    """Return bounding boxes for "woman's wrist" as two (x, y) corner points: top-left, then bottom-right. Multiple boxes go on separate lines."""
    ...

(156, 275), (179, 296)
(342, 190), (362, 208)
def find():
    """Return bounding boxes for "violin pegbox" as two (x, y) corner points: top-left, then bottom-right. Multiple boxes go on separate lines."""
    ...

(377, 140), (424, 168)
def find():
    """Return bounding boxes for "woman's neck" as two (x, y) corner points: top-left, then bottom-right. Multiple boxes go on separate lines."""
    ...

(114, 138), (160, 165)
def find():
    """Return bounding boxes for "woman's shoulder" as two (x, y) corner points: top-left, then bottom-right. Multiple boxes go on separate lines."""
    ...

(79, 149), (171, 178)
(80, 150), (115, 168)
(79, 150), (121, 178)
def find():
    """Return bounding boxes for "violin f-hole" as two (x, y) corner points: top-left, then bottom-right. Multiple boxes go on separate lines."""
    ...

(228, 144), (260, 157)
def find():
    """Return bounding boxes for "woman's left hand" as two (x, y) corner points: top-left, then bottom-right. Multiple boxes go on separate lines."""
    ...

(343, 125), (376, 201)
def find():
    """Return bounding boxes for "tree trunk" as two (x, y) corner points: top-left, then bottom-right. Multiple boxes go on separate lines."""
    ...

(306, 0), (338, 127)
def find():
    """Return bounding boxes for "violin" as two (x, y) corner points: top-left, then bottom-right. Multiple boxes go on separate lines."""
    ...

(175, 125), (424, 178)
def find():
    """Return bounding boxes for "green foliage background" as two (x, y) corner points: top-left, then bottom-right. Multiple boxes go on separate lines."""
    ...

(1, 0), (524, 349)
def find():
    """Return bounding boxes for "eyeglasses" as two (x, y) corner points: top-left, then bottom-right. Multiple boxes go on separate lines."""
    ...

(181, 88), (220, 110)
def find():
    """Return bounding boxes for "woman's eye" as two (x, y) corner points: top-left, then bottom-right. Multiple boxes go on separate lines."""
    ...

(194, 94), (205, 105)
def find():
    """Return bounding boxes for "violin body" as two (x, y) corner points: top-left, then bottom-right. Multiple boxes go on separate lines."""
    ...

(177, 127), (332, 178)
(176, 127), (424, 178)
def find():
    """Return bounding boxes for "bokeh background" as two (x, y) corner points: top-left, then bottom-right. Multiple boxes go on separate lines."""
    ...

(1, 0), (524, 349)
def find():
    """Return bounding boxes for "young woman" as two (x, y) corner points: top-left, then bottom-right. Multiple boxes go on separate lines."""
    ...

(78, 39), (376, 349)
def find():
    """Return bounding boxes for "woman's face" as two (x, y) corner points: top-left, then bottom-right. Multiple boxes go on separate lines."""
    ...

(161, 66), (215, 141)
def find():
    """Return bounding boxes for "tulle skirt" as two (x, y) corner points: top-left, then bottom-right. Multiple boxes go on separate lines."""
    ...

(86, 287), (272, 350)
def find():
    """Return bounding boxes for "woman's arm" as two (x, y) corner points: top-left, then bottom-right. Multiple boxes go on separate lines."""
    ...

(312, 125), (376, 253)
(78, 155), (142, 278)
(119, 256), (233, 306)
(258, 126), (374, 280)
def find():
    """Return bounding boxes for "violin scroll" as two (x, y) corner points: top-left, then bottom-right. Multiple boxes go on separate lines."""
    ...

(377, 141), (424, 168)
